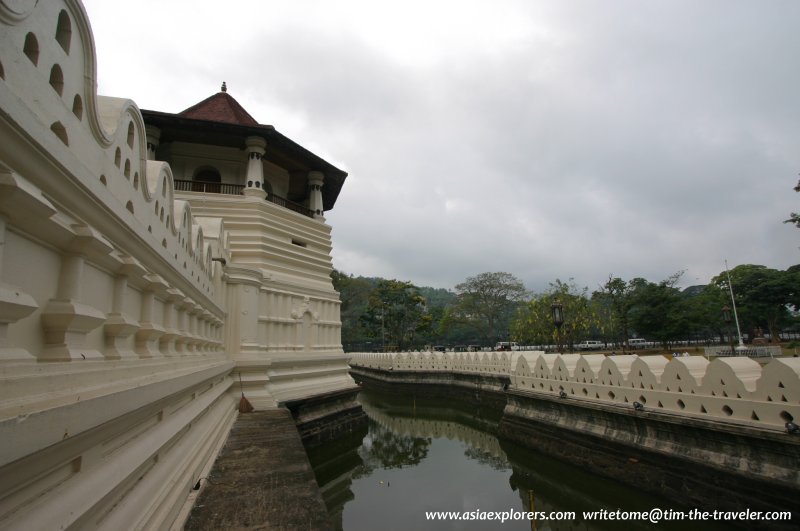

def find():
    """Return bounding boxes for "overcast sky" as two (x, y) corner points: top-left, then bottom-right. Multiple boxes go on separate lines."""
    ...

(82, 0), (799, 294)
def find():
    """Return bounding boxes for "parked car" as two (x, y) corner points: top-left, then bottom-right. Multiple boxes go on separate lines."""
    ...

(576, 340), (604, 351)
(627, 338), (648, 349)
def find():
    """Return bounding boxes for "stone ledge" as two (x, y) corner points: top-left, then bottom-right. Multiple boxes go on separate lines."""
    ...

(184, 409), (332, 531)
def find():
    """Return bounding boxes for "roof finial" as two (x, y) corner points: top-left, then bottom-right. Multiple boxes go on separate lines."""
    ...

(221, 81), (227, 93)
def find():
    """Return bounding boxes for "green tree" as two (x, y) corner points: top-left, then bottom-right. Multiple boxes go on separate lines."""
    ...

(360, 279), (431, 350)
(785, 177), (800, 228)
(627, 273), (688, 348)
(680, 284), (729, 344)
(443, 272), (528, 345)
(512, 279), (601, 350)
(415, 287), (459, 347)
(331, 270), (375, 350)
(591, 276), (637, 349)
(711, 265), (799, 342)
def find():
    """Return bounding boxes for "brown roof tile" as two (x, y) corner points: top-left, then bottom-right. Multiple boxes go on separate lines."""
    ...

(179, 89), (259, 126)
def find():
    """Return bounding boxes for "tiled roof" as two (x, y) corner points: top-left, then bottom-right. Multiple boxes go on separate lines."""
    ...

(178, 87), (259, 126)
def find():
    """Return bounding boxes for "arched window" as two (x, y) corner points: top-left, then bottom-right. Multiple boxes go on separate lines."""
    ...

(49, 64), (64, 96)
(24, 33), (39, 65)
(56, 10), (72, 54)
(192, 166), (221, 193)
(72, 94), (83, 120)
(50, 122), (68, 145)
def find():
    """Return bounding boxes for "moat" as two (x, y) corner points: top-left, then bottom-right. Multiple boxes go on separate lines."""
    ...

(307, 389), (730, 531)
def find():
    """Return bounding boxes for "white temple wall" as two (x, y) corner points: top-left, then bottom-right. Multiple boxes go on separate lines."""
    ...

(1, 1), (358, 527)
(1, 1), (233, 528)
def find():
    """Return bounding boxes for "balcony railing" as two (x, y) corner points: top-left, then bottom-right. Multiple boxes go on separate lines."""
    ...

(266, 192), (315, 218)
(174, 180), (314, 218)
(174, 180), (244, 195)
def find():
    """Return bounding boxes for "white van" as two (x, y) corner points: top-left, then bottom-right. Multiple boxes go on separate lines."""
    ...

(628, 338), (647, 349)
(576, 340), (604, 351)
(495, 342), (519, 351)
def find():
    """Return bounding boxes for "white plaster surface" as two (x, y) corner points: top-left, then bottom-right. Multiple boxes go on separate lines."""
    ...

(0, 1), (356, 528)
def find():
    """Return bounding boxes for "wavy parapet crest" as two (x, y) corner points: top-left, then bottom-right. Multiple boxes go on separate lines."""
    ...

(0, 0), (228, 301)
(351, 351), (800, 428)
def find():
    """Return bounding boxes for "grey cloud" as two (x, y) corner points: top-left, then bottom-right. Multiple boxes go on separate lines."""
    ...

(82, 0), (800, 293)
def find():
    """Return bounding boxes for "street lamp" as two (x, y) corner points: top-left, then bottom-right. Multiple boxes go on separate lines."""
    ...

(722, 305), (735, 356)
(724, 260), (746, 351)
(551, 299), (564, 354)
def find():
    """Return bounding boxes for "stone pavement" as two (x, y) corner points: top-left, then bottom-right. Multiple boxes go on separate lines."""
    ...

(184, 408), (332, 530)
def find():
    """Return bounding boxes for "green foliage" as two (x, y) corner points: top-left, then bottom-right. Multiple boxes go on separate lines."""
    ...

(444, 272), (529, 344)
(413, 287), (467, 346)
(679, 284), (729, 342)
(360, 278), (431, 350)
(334, 263), (800, 351)
(591, 276), (636, 346)
(512, 278), (602, 349)
(331, 270), (375, 347)
(711, 264), (799, 342)
(591, 272), (730, 349)
(627, 272), (688, 348)
(785, 177), (800, 228)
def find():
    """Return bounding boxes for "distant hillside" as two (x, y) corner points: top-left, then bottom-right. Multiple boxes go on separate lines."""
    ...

(681, 285), (707, 297)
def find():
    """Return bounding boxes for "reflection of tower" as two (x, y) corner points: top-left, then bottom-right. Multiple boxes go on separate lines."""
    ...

(307, 428), (366, 531)
(504, 441), (615, 531)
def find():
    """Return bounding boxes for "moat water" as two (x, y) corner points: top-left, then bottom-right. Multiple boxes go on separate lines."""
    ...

(307, 389), (727, 531)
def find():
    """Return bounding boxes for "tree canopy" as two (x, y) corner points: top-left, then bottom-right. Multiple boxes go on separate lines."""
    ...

(359, 279), (431, 350)
(513, 278), (601, 348)
(442, 272), (528, 344)
(332, 264), (799, 351)
(711, 264), (799, 343)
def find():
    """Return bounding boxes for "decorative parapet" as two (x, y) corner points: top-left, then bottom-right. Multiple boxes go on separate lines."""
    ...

(0, 0), (234, 362)
(349, 351), (800, 429)
(0, 0), (225, 307)
(0, 2), (347, 529)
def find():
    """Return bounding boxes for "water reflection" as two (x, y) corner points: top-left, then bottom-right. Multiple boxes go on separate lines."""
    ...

(356, 419), (431, 473)
(307, 390), (726, 531)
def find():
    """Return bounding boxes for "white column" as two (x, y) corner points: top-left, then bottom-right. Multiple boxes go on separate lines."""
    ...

(243, 136), (267, 199)
(308, 171), (324, 216)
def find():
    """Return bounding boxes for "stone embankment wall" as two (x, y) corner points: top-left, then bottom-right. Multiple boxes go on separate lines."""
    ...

(350, 351), (800, 429)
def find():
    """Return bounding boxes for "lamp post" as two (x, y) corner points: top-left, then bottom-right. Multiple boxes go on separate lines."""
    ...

(380, 303), (385, 352)
(722, 305), (735, 356)
(551, 299), (564, 354)
(724, 260), (746, 351)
